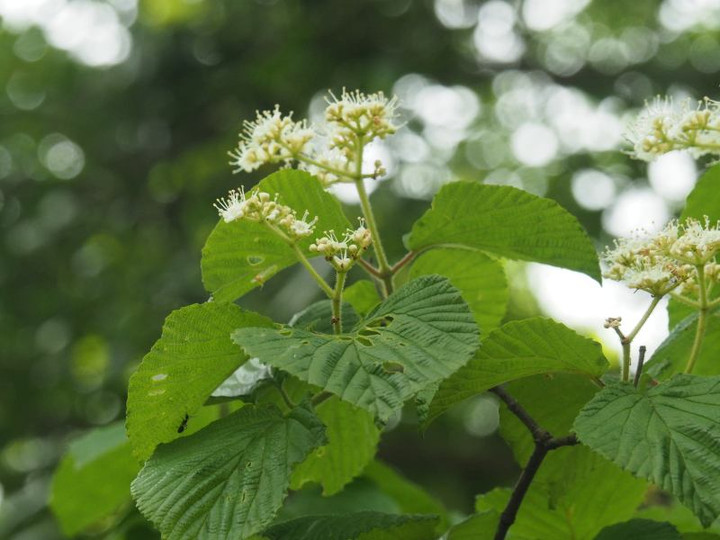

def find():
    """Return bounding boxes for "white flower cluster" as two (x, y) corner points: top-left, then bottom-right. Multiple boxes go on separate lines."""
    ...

(229, 89), (399, 185)
(603, 217), (720, 296)
(626, 96), (720, 161)
(325, 89), (399, 145)
(213, 187), (317, 241)
(309, 220), (373, 271)
(228, 106), (314, 172)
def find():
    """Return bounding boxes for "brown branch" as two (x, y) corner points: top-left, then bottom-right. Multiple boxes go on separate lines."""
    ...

(491, 385), (579, 540)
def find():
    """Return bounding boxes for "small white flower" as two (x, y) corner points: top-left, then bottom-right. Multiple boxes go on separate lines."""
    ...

(213, 188), (247, 223)
(289, 211), (318, 238)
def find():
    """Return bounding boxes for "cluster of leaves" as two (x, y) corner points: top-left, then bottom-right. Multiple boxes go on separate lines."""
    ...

(48, 158), (720, 539)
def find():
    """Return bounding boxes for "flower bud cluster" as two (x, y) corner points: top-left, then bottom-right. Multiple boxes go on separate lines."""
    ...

(229, 90), (400, 185)
(229, 106), (314, 172)
(626, 96), (720, 162)
(309, 221), (373, 272)
(603, 217), (720, 297)
(214, 187), (318, 241)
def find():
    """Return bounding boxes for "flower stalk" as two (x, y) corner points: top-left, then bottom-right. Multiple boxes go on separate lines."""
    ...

(332, 271), (347, 335)
(685, 264), (709, 374)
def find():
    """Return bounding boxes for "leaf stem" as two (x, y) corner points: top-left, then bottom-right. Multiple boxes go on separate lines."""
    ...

(332, 271), (347, 335)
(490, 386), (578, 540)
(685, 264), (709, 374)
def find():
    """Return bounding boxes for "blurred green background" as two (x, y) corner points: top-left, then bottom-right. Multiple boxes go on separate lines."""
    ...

(1, 0), (719, 537)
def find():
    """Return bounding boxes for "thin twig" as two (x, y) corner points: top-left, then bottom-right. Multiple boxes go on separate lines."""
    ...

(490, 386), (549, 444)
(494, 444), (548, 540)
(634, 345), (647, 387)
(491, 385), (579, 540)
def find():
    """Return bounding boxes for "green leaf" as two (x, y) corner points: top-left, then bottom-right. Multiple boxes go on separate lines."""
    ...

(50, 423), (140, 537)
(496, 374), (647, 539)
(409, 249), (508, 332)
(574, 375), (720, 527)
(290, 396), (380, 496)
(289, 300), (360, 333)
(132, 403), (326, 540)
(647, 309), (720, 380)
(344, 280), (382, 316)
(233, 275), (479, 420)
(257, 512), (439, 540)
(594, 519), (681, 540)
(425, 318), (608, 426)
(126, 302), (272, 461)
(363, 461), (448, 531)
(445, 511), (499, 540)
(681, 164), (720, 223)
(201, 170), (351, 302)
(637, 500), (720, 533)
(407, 182), (601, 282)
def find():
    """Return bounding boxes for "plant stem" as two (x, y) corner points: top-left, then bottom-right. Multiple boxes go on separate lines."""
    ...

(491, 387), (549, 444)
(619, 295), (662, 382)
(357, 257), (383, 278)
(634, 345), (647, 387)
(352, 136), (393, 296)
(621, 341), (632, 383)
(264, 221), (334, 298)
(490, 386), (578, 540)
(494, 443), (548, 540)
(624, 295), (663, 343)
(391, 250), (417, 274)
(291, 243), (334, 298)
(686, 264), (709, 374)
(332, 271), (347, 335)
(274, 381), (297, 409)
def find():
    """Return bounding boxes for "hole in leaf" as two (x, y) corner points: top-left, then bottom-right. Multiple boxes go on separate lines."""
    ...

(279, 329), (292, 336)
(246, 255), (265, 266)
(359, 328), (381, 337)
(382, 361), (405, 374)
(300, 340), (310, 346)
(357, 336), (373, 347)
(151, 373), (168, 382)
(367, 315), (394, 328)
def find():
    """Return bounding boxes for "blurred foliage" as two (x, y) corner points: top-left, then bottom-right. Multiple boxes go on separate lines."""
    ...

(2, 0), (720, 537)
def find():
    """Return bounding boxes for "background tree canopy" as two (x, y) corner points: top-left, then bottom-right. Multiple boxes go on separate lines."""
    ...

(2, 0), (720, 537)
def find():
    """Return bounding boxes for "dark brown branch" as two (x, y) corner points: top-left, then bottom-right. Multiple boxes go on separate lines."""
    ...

(494, 444), (548, 540)
(491, 385), (579, 540)
(490, 386), (549, 444)
(634, 345), (647, 388)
